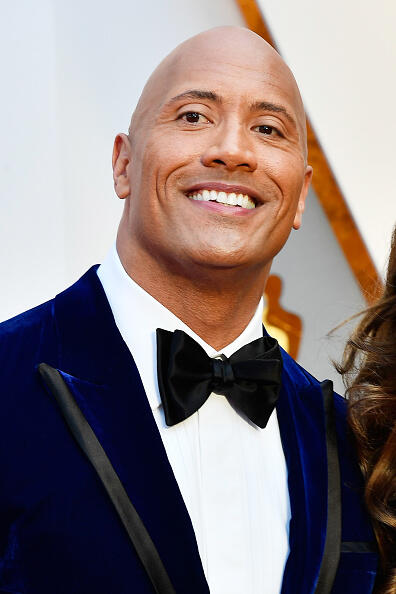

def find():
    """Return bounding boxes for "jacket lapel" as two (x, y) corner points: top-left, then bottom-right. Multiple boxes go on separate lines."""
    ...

(49, 267), (209, 593)
(277, 356), (329, 594)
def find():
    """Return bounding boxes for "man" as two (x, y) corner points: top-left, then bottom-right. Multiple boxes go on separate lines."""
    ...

(0, 27), (377, 594)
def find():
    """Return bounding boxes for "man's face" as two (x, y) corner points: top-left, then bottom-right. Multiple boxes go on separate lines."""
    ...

(116, 34), (312, 276)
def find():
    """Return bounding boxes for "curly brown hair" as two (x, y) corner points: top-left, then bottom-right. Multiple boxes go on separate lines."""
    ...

(337, 228), (396, 593)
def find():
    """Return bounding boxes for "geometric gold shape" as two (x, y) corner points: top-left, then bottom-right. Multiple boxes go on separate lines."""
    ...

(264, 274), (303, 359)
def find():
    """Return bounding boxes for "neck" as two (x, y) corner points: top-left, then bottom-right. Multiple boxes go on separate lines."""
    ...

(116, 239), (270, 352)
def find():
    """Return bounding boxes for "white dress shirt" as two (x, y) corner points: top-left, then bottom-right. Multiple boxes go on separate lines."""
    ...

(97, 245), (290, 594)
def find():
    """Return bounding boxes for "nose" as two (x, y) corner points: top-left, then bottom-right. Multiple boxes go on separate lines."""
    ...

(200, 120), (257, 172)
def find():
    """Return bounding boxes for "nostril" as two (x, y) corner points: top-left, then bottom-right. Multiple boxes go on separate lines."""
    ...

(211, 159), (251, 169)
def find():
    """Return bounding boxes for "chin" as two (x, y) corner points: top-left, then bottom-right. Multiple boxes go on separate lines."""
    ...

(184, 243), (259, 271)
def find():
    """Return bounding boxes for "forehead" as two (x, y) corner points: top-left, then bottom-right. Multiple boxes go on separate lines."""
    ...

(161, 42), (301, 114)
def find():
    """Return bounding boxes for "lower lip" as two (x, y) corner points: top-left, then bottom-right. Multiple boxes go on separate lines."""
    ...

(187, 198), (255, 216)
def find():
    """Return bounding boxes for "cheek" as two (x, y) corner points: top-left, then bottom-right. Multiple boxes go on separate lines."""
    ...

(265, 150), (304, 183)
(263, 153), (305, 206)
(129, 142), (186, 223)
(140, 132), (202, 181)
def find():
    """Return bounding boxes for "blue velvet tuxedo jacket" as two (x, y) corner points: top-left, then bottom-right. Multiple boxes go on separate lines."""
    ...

(0, 267), (378, 593)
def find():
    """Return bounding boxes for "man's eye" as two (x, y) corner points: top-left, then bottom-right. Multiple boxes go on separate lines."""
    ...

(256, 125), (276, 135)
(181, 112), (208, 124)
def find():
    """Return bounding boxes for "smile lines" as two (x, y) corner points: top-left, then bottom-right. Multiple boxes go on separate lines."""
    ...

(187, 189), (256, 209)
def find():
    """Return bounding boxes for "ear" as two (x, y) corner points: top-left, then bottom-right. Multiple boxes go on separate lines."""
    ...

(112, 133), (132, 199)
(293, 165), (313, 230)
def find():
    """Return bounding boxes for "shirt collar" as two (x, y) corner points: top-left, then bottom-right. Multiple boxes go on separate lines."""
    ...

(97, 244), (264, 410)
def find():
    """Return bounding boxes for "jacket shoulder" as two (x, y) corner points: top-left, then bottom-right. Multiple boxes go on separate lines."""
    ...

(281, 346), (346, 412)
(0, 299), (56, 372)
(0, 299), (53, 336)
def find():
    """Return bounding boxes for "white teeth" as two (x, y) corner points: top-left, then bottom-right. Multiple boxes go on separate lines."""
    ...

(189, 189), (255, 209)
(228, 192), (237, 205)
(242, 195), (250, 209)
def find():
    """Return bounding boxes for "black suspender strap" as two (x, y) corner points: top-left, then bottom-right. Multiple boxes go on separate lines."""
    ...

(38, 363), (176, 594)
(315, 380), (342, 594)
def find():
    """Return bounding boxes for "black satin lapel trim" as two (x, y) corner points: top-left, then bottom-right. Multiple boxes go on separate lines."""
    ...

(315, 380), (342, 594)
(341, 541), (377, 553)
(38, 363), (176, 594)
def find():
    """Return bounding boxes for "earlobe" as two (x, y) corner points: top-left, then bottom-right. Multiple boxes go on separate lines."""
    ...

(293, 165), (313, 230)
(112, 133), (131, 199)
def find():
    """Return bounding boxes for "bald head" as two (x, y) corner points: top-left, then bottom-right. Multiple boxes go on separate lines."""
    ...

(129, 26), (307, 158)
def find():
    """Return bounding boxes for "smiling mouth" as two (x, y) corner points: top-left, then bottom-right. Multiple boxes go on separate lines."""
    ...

(186, 189), (256, 209)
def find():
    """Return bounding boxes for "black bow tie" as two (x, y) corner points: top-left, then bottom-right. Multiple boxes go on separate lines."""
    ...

(156, 328), (283, 428)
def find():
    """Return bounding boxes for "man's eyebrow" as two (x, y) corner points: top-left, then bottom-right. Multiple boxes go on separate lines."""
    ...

(166, 90), (221, 105)
(250, 101), (296, 126)
(164, 93), (297, 127)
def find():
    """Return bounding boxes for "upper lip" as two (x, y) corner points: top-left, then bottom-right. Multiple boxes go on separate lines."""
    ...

(185, 182), (261, 205)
